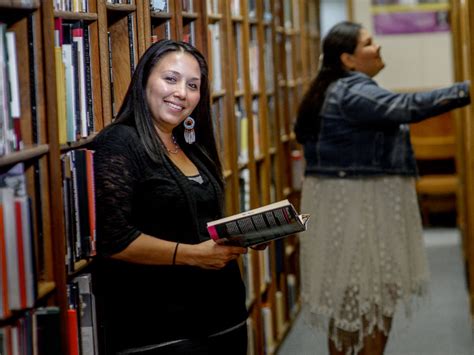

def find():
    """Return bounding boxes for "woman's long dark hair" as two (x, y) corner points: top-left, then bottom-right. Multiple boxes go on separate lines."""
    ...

(112, 39), (222, 181)
(294, 21), (362, 143)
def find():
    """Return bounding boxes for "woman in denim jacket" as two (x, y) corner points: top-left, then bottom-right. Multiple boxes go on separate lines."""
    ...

(295, 21), (470, 355)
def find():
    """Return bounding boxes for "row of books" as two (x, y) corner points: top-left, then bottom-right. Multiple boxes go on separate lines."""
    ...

(181, 0), (193, 12)
(182, 21), (196, 45)
(233, 23), (244, 91)
(0, 307), (62, 355)
(249, 26), (259, 92)
(67, 273), (99, 355)
(54, 18), (95, 144)
(0, 25), (22, 157)
(53, 0), (89, 12)
(211, 98), (224, 164)
(0, 163), (37, 319)
(1, 274), (99, 355)
(106, 0), (133, 4)
(1, 0), (37, 6)
(208, 23), (223, 92)
(150, 0), (167, 13)
(107, 13), (137, 120)
(282, 0), (301, 29)
(150, 0), (194, 12)
(151, 22), (172, 43)
(260, 278), (298, 354)
(61, 149), (96, 271)
(235, 97), (264, 165)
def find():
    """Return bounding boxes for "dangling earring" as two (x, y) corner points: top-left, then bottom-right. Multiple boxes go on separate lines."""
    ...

(183, 117), (196, 144)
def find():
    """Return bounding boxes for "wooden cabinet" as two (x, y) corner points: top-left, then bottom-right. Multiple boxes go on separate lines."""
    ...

(0, 0), (320, 353)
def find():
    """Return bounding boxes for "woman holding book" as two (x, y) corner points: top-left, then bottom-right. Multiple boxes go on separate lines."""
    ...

(295, 21), (470, 355)
(93, 40), (248, 354)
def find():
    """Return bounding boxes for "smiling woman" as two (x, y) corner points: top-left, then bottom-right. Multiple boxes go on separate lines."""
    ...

(91, 40), (249, 355)
(146, 51), (201, 135)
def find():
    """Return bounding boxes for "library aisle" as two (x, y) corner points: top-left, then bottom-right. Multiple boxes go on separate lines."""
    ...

(277, 229), (474, 355)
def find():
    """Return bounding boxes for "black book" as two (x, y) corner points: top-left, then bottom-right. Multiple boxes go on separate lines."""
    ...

(35, 307), (62, 355)
(83, 23), (95, 134)
(74, 149), (91, 257)
(127, 14), (135, 76)
(107, 32), (116, 119)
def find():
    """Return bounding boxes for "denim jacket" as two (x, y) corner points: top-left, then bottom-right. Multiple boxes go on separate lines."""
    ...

(304, 71), (470, 177)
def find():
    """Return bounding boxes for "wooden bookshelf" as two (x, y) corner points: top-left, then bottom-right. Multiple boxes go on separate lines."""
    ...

(451, 0), (474, 320)
(0, 0), (57, 350)
(0, 0), (320, 353)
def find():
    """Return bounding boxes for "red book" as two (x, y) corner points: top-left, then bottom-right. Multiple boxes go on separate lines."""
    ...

(67, 309), (80, 355)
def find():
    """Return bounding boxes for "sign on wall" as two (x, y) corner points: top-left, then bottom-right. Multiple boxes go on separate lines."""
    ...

(372, 0), (450, 35)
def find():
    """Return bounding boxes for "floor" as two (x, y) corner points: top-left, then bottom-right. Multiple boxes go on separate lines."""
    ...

(277, 228), (474, 355)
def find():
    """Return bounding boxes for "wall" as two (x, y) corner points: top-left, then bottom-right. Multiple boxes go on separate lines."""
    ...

(321, 0), (348, 36)
(352, 0), (453, 91)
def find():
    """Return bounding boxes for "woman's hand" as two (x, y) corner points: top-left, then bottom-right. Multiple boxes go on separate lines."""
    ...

(177, 239), (247, 270)
(250, 243), (269, 251)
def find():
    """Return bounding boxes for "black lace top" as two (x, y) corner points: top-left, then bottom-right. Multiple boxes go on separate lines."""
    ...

(92, 124), (247, 353)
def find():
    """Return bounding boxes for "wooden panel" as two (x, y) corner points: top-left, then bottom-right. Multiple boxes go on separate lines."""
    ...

(411, 136), (456, 160)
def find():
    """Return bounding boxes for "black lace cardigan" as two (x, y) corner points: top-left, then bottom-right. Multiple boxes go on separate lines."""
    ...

(91, 124), (247, 353)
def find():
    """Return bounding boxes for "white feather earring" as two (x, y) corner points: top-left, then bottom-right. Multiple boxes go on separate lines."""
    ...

(183, 117), (196, 144)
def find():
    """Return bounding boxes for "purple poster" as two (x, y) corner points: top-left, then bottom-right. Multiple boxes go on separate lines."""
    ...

(371, 0), (450, 35)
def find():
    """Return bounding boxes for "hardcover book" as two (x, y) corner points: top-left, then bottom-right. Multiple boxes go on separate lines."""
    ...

(207, 199), (309, 247)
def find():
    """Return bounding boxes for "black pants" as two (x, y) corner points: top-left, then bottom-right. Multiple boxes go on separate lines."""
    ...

(117, 323), (248, 355)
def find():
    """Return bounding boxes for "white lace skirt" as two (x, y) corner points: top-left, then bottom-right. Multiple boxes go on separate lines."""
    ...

(300, 175), (429, 353)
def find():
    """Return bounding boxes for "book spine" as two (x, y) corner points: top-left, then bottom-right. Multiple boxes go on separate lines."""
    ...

(85, 150), (96, 256)
(67, 304), (80, 355)
(0, 202), (10, 319)
(25, 197), (37, 307)
(69, 151), (82, 259)
(27, 14), (39, 144)
(75, 149), (91, 257)
(35, 307), (62, 355)
(127, 14), (135, 76)
(72, 22), (87, 138)
(1, 188), (20, 311)
(107, 32), (116, 120)
(83, 24), (94, 134)
(14, 200), (27, 309)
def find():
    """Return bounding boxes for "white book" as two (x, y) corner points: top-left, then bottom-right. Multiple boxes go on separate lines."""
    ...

(5, 32), (20, 119)
(261, 306), (275, 353)
(19, 196), (35, 308)
(246, 317), (256, 355)
(0, 188), (20, 310)
(209, 24), (222, 92)
(62, 44), (77, 142)
(72, 27), (88, 138)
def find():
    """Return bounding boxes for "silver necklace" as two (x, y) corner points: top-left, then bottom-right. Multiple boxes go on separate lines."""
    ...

(166, 135), (181, 154)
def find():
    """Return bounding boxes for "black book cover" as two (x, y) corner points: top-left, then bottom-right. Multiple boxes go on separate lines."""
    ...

(83, 23), (95, 134)
(71, 40), (81, 141)
(127, 14), (135, 76)
(35, 307), (62, 355)
(74, 150), (91, 257)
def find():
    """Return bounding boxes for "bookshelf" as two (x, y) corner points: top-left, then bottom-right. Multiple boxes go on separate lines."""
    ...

(451, 0), (474, 319)
(0, 0), (320, 353)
